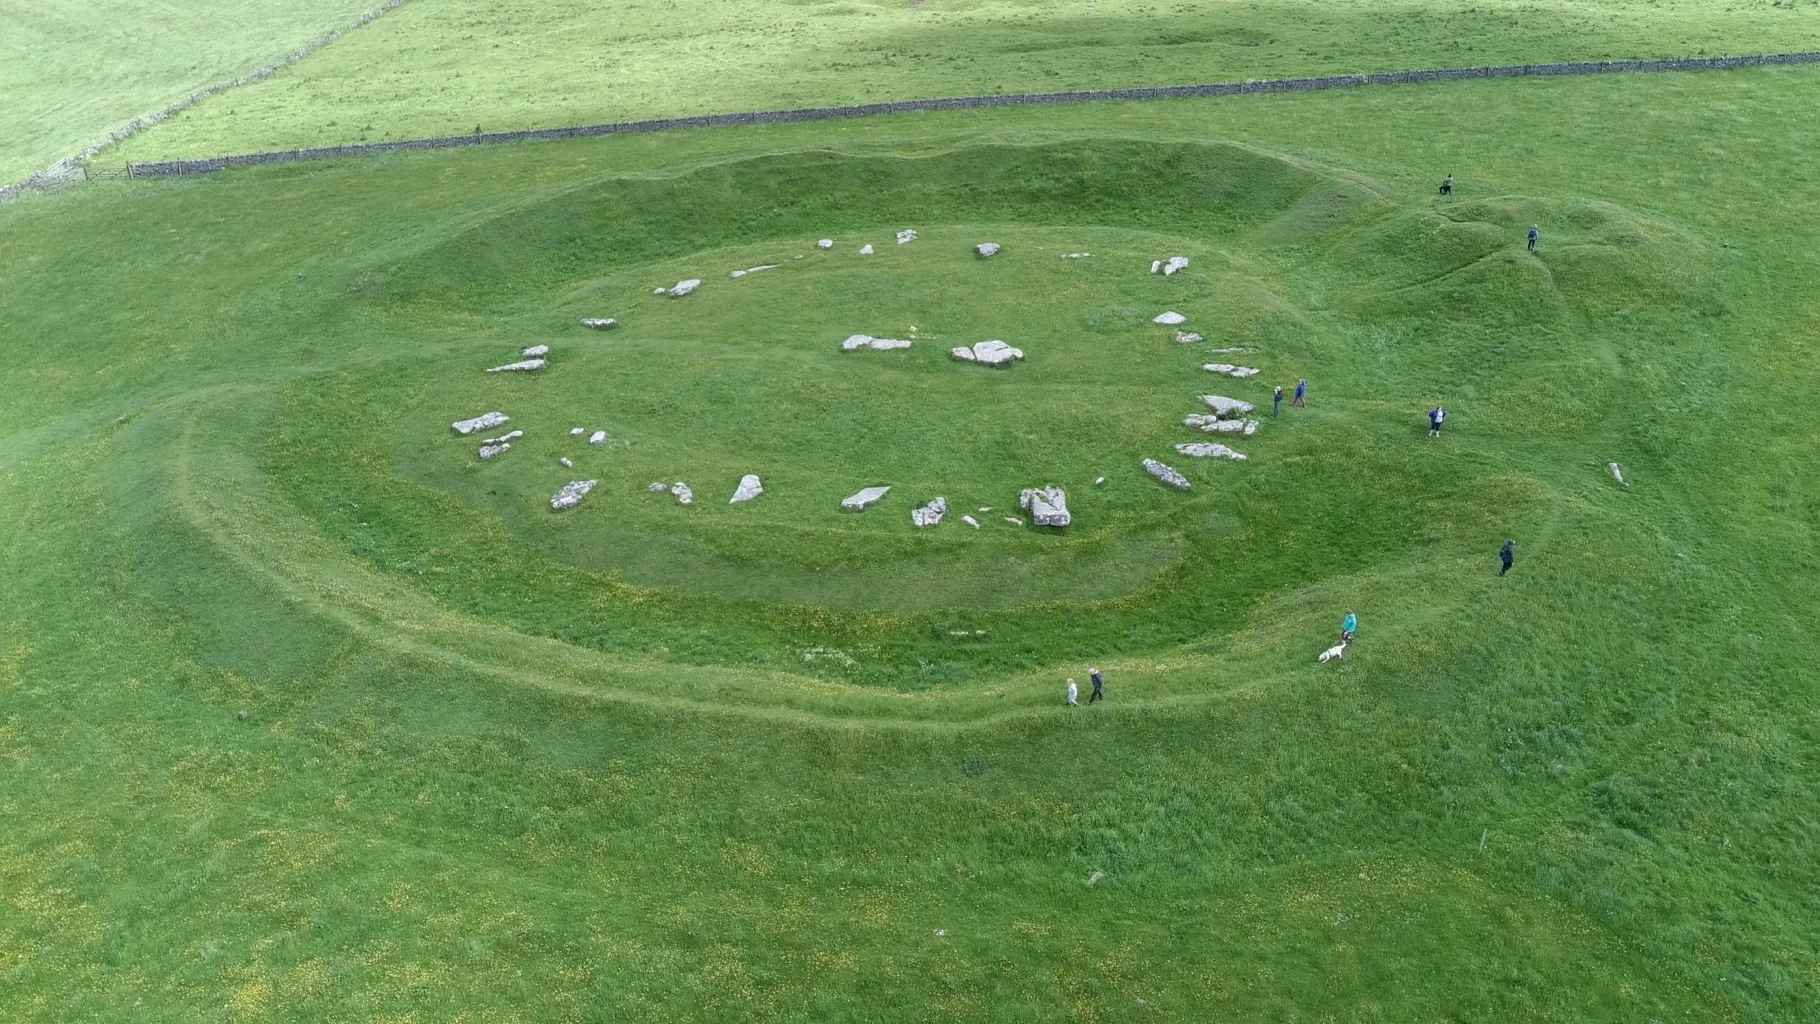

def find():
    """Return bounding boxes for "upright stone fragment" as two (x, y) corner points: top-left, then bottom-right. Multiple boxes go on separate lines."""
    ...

(452, 412), (510, 435)
(912, 496), (948, 527)
(730, 474), (764, 503)
(841, 486), (891, 510)
(1144, 459), (1190, 490)
(1019, 486), (1070, 527)
(550, 479), (598, 510)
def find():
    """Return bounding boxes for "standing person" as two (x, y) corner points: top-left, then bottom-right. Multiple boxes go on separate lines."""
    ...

(1439, 174), (1454, 196)
(1341, 611), (1357, 643)
(1429, 406), (1446, 438)
(1293, 379), (1308, 408)
(1066, 679), (1079, 706)
(1527, 225), (1539, 251)
(1499, 539), (1515, 576)
(1089, 667), (1105, 703)
(1273, 385), (1284, 417)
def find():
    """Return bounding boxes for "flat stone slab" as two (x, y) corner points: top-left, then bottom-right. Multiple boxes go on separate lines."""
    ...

(912, 496), (947, 527)
(842, 486), (891, 510)
(952, 339), (1023, 365)
(730, 474), (764, 503)
(976, 242), (1001, 258)
(477, 443), (511, 460)
(1200, 395), (1255, 418)
(1176, 442), (1247, 461)
(1204, 363), (1261, 378)
(1154, 311), (1187, 325)
(581, 318), (618, 329)
(482, 429), (523, 444)
(667, 279), (701, 297)
(1061, 252), (1091, 258)
(486, 359), (545, 373)
(1019, 486), (1070, 527)
(1144, 458), (1190, 489)
(1151, 256), (1190, 275)
(818, 239), (834, 249)
(1184, 415), (1259, 435)
(550, 479), (598, 510)
(896, 229), (917, 245)
(452, 412), (510, 435)
(843, 334), (913, 351)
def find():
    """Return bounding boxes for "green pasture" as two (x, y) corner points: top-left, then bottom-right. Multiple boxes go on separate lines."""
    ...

(108, 0), (1820, 166)
(3, 65), (1818, 1019)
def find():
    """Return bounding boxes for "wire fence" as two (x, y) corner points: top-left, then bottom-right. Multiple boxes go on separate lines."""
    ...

(8, 49), (1818, 200)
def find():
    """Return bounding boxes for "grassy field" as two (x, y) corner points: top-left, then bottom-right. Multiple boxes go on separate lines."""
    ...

(0, 0), (383, 185)
(4, 62), (1819, 1021)
(107, 0), (1820, 165)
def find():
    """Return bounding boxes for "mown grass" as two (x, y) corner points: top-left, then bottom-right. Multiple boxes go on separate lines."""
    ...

(2, 65), (1818, 1020)
(109, 0), (1820, 165)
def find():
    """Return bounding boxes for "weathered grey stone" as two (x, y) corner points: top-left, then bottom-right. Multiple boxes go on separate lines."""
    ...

(1154, 311), (1187, 325)
(1176, 332), (1204, 344)
(1062, 252), (1091, 258)
(859, 244), (874, 255)
(452, 412), (509, 435)
(1144, 458), (1190, 489)
(668, 279), (701, 297)
(481, 429), (523, 444)
(961, 515), (981, 529)
(649, 481), (668, 492)
(912, 496), (947, 527)
(1152, 256), (1189, 276)
(896, 229), (917, 245)
(570, 427), (585, 435)
(1019, 486), (1070, 527)
(522, 344), (550, 358)
(551, 479), (598, 510)
(842, 486), (890, 510)
(1204, 363), (1261, 379)
(976, 242), (1001, 258)
(1200, 395), (1255, 417)
(1004, 517), (1023, 526)
(730, 264), (779, 278)
(730, 474), (764, 503)
(818, 239), (834, 249)
(953, 339), (1023, 365)
(1609, 462), (1626, 484)
(1183, 414), (1249, 433)
(560, 456), (574, 467)
(652, 287), (666, 294)
(1176, 442), (1246, 461)
(843, 334), (913, 351)
(581, 317), (618, 329)
(670, 482), (693, 505)
(477, 443), (511, 460)
(1095, 476), (1106, 485)
(486, 358), (545, 373)
(589, 430), (607, 445)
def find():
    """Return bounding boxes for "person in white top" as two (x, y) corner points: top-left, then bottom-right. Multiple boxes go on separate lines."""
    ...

(1429, 407), (1446, 438)
(1066, 679), (1079, 706)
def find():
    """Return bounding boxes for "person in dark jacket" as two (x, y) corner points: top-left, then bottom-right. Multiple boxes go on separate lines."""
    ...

(1527, 225), (1539, 251)
(1429, 407), (1446, 437)
(1499, 539), (1515, 576)
(1292, 379), (1308, 408)
(1089, 667), (1104, 703)
(1439, 174), (1454, 196)
(1273, 385), (1284, 417)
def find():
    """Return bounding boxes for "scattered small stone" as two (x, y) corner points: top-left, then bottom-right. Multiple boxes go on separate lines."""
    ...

(912, 496), (948, 527)
(1204, 363), (1261, 378)
(236, 710), (247, 722)
(978, 507), (992, 512)
(670, 482), (693, 505)
(1061, 252), (1091, 259)
(975, 242), (1001, 258)
(1610, 462), (1626, 484)
(952, 340), (1023, 365)
(1152, 256), (1189, 275)
(649, 481), (667, 492)
(896, 229), (917, 245)
(1144, 458), (1190, 489)
(728, 269), (744, 278)
(1200, 395), (1255, 417)
(589, 430), (607, 445)
(580, 317), (618, 329)
(477, 443), (512, 460)
(571, 427), (585, 435)
(452, 412), (509, 435)
(1154, 311), (1187, 325)
(559, 456), (574, 467)
(730, 474), (764, 503)
(843, 334), (913, 351)
(934, 929), (947, 937)
(1176, 332), (1204, 344)
(961, 515), (981, 529)
(1095, 477), (1106, 485)
(859, 244), (874, 255)
(485, 359), (545, 373)
(667, 279), (701, 297)
(1004, 516), (1023, 526)
(1018, 486), (1070, 527)
(818, 239), (834, 249)
(550, 479), (598, 510)
(841, 486), (891, 510)
(1176, 442), (1246, 460)
(1087, 870), (1104, 885)
(481, 429), (523, 444)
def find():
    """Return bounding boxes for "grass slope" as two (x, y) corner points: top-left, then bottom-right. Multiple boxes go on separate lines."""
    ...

(110, 0), (1820, 165)
(0, 0), (382, 185)
(3, 66), (1818, 1019)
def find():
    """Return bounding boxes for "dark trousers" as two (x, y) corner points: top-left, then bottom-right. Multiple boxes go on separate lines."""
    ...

(1527, 238), (1536, 251)
(1273, 398), (1282, 416)
(1500, 559), (1512, 576)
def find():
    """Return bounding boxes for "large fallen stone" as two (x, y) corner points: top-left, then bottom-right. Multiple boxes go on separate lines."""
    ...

(669, 482), (693, 505)
(952, 340), (1023, 365)
(452, 412), (510, 435)
(1019, 486), (1070, 527)
(550, 480), (598, 510)
(522, 344), (550, 357)
(1152, 256), (1190, 276)
(589, 430), (607, 445)
(1183, 415), (1259, 435)
(1200, 395), (1255, 418)
(730, 474), (764, 503)
(1176, 442), (1247, 461)
(1154, 311), (1187, 325)
(1144, 458), (1190, 490)
(477, 443), (512, 460)
(843, 335), (913, 351)
(912, 496), (948, 527)
(667, 279), (701, 297)
(818, 239), (834, 249)
(581, 318), (618, 329)
(842, 486), (890, 510)
(1204, 363), (1261, 378)
(486, 358), (545, 373)
(976, 242), (1001, 258)
(896, 229), (917, 245)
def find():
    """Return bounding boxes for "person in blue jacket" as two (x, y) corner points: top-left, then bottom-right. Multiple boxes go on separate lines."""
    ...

(1341, 611), (1357, 643)
(1527, 225), (1539, 251)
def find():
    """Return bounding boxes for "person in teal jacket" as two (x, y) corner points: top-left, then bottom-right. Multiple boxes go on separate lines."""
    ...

(1341, 611), (1357, 642)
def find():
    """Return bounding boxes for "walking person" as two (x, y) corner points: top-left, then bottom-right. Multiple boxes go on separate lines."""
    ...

(1292, 379), (1308, 408)
(1439, 174), (1454, 197)
(1527, 225), (1539, 251)
(1066, 678), (1079, 706)
(1499, 539), (1515, 576)
(1341, 611), (1357, 643)
(1429, 406), (1446, 438)
(1088, 667), (1104, 703)
(1273, 385), (1284, 417)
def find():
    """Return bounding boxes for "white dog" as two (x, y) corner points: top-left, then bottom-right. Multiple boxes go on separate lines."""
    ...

(1317, 640), (1348, 663)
